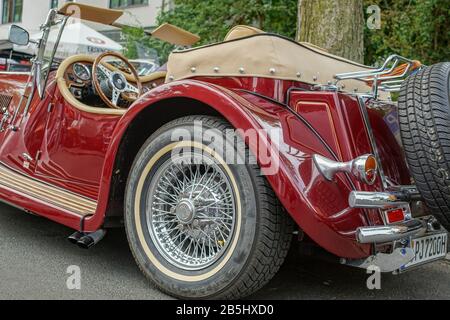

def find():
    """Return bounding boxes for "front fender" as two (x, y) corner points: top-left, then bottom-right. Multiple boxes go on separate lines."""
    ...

(85, 80), (371, 259)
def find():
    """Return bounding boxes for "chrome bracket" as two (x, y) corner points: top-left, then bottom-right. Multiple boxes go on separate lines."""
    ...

(335, 54), (419, 97)
(342, 246), (415, 273)
(356, 95), (389, 189)
(312, 84), (340, 92)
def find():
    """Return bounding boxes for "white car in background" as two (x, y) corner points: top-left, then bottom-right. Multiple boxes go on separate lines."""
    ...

(109, 58), (160, 76)
(130, 59), (160, 76)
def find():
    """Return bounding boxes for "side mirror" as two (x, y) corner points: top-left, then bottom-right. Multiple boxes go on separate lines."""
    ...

(8, 25), (30, 46)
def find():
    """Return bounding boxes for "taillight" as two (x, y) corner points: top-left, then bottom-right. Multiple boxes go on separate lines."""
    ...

(313, 154), (379, 185)
(352, 154), (378, 185)
(384, 208), (406, 224)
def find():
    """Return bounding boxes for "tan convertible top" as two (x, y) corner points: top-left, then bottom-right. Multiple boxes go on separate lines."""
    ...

(167, 30), (388, 99)
(58, 3), (200, 46)
(58, 3), (124, 25)
(151, 23), (200, 46)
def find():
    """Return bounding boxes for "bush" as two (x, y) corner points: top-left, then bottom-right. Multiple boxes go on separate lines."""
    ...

(123, 0), (297, 63)
(123, 0), (449, 66)
(364, 0), (449, 66)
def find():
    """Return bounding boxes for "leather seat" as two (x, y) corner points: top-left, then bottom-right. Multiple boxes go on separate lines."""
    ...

(224, 25), (264, 41)
(224, 25), (328, 53)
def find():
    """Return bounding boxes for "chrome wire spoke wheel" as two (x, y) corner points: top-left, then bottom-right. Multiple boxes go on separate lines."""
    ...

(126, 116), (293, 299)
(146, 151), (237, 271)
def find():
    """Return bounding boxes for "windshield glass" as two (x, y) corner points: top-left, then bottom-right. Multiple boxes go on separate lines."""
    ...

(40, 17), (161, 76)
(42, 23), (65, 71)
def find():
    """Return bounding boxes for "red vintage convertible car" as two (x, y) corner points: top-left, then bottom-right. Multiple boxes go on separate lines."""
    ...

(1, 3), (448, 299)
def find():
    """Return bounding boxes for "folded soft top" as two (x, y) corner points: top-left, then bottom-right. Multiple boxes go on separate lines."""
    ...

(166, 31), (388, 99)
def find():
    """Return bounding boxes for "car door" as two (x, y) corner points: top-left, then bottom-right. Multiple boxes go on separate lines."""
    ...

(0, 73), (55, 177)
(0, 72), (30, 144)
(34, 85), (122, 200)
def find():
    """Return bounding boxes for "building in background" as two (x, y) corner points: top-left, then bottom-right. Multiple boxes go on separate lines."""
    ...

(0, 0), (172, 42)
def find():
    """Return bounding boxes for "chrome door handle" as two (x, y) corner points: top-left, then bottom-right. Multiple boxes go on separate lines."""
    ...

(22, 153), (34, 162)
(0, 110), (10, 132)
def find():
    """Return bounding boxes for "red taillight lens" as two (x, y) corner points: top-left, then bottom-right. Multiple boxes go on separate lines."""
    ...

(385, 208), (405, 224)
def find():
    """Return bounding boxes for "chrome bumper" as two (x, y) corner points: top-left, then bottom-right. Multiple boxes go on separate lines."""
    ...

(356, 219), (426, 244)
(350, 187), (436, 244)
(346, 216), (445, 273)
(349, 187), (421, 209)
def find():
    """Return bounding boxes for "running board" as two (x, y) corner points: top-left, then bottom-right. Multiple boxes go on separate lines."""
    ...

(0, 163), (97, 216)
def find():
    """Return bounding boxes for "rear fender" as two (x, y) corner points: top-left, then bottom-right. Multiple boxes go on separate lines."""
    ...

(84, 80), (371, 259)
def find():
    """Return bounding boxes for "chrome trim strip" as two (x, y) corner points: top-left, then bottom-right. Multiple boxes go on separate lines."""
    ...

(0, 163), (97, 216)
(0, 71), (31, 75)
(356, 95), (388, 189)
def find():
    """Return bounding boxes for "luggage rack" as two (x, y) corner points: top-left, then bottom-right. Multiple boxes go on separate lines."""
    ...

(334, 54), (422, 98)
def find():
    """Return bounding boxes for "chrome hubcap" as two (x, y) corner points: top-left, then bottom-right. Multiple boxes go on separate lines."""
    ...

(175, 199), (196, 224)
(146, 151), (237, 271)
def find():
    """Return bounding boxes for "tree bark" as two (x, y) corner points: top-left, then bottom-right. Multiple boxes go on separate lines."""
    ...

(297, 0), (365, 63)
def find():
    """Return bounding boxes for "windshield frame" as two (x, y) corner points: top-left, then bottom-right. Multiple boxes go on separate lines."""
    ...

(35, 10), (69, 98)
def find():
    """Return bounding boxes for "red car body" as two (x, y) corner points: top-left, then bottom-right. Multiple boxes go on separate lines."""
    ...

(2, 3), (448, 301)
(0, 71), (409, 260)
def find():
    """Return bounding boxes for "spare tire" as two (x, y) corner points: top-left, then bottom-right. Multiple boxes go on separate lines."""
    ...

(398, 62), (450, 230)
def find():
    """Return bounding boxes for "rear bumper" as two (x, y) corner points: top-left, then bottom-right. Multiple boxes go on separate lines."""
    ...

(343, 215), (447, 273)
(356, 219), (426, 244)
(349, 187), (433, 244)
(349, 187), (421, 209)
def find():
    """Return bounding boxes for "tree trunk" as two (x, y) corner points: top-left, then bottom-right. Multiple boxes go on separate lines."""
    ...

(297, 0), (365, 63)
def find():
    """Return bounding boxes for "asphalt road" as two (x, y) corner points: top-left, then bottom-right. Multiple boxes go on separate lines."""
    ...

(1, 203), (449, 300)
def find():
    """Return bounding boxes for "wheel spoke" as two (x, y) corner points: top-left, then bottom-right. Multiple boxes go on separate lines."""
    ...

(126, 83), (140, 94)
(97, 64), (112, 77)
(146, 151), (236, 270)
(111, 89), (120, 106)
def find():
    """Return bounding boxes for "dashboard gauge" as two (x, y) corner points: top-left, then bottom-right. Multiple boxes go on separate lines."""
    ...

(73, 63), (91, 81)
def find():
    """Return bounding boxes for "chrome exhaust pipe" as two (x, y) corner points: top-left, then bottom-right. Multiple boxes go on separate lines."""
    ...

(68, 231), (85, 245)
(77, 229), (107, 249)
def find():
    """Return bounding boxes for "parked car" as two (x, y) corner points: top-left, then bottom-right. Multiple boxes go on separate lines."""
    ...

(0, 57), (32, 72)
(107, 59), (160, 77)
(0, 3), (448, 299)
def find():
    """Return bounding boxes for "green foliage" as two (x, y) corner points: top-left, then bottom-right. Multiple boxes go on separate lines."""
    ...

(122, 26), (145, 60)
(122, 0), (449, 67)
(159, 0), (297, 42)
(123, 0), (298, 63)
(121, 25), (168, 63)
(364, 0), (449, 66)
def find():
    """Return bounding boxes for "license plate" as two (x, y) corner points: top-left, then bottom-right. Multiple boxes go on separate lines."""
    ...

(403, 233), (448, 269)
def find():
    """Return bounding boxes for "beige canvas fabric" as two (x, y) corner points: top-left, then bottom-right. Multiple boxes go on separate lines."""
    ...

(151, 23), (201, 46)
(58, 3), (123, 25)
(166, 34), (389, 100)
(224, 25), (264, 41)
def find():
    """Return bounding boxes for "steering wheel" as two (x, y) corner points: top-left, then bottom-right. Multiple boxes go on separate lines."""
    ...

(92, 52), (143, 110)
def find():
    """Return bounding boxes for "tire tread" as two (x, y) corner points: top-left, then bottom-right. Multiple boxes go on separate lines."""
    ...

(398, 62), (450, 229)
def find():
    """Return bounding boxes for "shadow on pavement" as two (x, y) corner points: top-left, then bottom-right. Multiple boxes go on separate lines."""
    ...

(0, 205), (449, 300)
